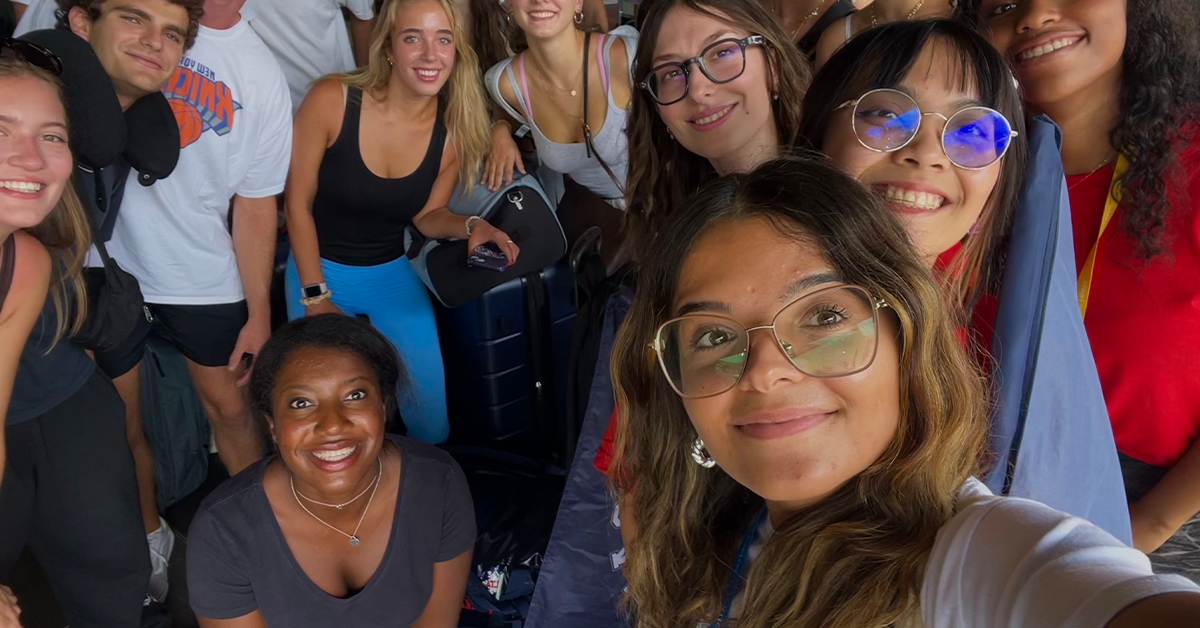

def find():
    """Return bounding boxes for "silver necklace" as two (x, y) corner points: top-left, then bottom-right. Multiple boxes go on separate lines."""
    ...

(1068, 152), (1118, 192)
(290, 458), (383, 547)
(294, 460), (379, 510)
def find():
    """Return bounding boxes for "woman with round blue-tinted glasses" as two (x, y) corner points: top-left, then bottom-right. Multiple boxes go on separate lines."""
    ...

(800, 19), (1026, 308)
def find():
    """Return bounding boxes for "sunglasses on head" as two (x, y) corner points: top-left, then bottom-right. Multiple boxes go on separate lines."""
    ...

(836, 88), (1018, 170)
(639, 35), (765, 106)
(0, 38), (64, 77)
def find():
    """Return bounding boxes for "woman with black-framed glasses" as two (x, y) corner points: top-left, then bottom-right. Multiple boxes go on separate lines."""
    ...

(623, 0), (813, 256)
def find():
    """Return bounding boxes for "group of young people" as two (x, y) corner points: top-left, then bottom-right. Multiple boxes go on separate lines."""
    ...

(1, 0), (1199, 626)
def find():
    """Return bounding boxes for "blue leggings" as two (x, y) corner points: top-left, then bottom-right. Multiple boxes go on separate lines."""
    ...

(285, 254), (448, 444)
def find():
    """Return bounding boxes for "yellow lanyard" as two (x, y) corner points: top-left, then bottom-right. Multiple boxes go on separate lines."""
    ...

(1077, 156), (1128, 319)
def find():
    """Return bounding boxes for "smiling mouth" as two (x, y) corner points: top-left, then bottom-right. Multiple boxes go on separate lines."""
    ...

(690, 105), (735, 126)
(880, 185), (946, 211)
(1015, 36), (1083, 62)
(528, 10), (556, 19)
(0, 181), (45, 194)
(312, 445), (357, 462)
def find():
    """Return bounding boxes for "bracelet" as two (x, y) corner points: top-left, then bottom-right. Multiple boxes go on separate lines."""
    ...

(465, 215), (483, 237)
(300, 289), (333, 307)
(491, 119), (512, 132)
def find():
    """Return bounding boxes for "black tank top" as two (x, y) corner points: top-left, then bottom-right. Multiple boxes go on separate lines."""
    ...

(797, 0), (857, 56)
(0, 234), (14, 313)
(311, 87), (447, 266)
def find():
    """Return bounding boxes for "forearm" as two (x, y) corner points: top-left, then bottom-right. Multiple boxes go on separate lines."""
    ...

(348, 16), (374, 68)
(231, 194), (278, 318)
(412, 206), (473, 240)
(1134, 436), (1200, 538)
(283, 196), (326, 288)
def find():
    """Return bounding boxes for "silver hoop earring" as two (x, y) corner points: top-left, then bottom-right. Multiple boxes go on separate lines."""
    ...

(667, 128), (675, 141)
(574, 10), (584, 24)
(691, 439), (716, 468)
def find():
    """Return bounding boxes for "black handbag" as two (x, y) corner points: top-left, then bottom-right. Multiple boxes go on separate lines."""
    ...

(73, 170), (147, 352)
(406, 173), (567, 308)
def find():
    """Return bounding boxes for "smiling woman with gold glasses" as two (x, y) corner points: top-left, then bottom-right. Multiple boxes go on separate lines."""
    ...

(608, 156), (1200, 628)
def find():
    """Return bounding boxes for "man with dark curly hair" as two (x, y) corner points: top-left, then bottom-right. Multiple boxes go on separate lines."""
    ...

(59, 0), (203, 107)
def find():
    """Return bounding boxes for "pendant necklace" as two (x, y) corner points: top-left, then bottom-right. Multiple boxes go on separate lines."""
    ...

(290, 458), (383, 547)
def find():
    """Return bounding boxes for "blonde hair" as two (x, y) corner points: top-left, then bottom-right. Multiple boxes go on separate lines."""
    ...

(610, 157), (989, 628)
(335, 0), (491, 193)
(0, 55), (90, 345)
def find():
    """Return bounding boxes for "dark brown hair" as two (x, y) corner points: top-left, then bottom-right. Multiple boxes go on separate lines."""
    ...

(623, 0), (813, 259)
(611, 156), (988, 628)
(56, 0), (205, 49)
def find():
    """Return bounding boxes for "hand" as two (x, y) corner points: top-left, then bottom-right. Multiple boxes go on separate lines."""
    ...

(304, 299), (344, 318)
(483, 124), (526, 191)
(228, 312), (271, 387)
(0, 585), (21, 628)
(468, 219), (520, 265)
(1130, 500), (1178, 555)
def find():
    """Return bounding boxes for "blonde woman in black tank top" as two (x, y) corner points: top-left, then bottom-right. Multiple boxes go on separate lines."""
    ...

(284, 0), (501, 445)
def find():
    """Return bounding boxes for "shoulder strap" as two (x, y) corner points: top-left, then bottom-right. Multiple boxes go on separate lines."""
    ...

(0, 234), (15, 309)
(582, 31), (624, 196)
(517, 54), (536, 121)
(798, 0), (856, 54)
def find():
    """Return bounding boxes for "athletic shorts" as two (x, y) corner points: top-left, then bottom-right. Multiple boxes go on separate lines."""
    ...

(86, 269), (249, 378)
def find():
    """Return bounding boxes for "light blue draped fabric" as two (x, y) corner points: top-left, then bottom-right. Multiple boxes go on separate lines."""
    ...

(986, 115), (1131, 544)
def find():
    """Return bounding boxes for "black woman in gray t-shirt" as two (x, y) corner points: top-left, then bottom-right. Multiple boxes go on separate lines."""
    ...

(186, 313), (476, 627)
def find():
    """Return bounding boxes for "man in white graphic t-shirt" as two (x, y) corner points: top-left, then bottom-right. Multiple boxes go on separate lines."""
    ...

(249, 0), (376, 114)
(95, 0), (291, 506)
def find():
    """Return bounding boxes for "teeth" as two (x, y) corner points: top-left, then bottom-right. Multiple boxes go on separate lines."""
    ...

(693, 106), (732, 126)
(529, 11), (555, 18)
(1017, 37), (1079, 61)
(312, 445), (356, 462)
(882, 185), (945, 210)
(0, 181), (43, 193)
(416, 69), (438, 77)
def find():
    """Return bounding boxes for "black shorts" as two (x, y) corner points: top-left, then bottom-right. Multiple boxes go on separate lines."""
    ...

(87, 270), (249, 378)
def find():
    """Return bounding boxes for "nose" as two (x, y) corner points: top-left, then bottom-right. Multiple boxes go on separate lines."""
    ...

(685, 62), (718, 104)
(420, 39), (436, 60)
(312, 404), (353, 437)
(736, 326), (807, 393)
(1016, 0), (1061, 35)
(892, 113), (950, 171)
(140, 26), (165, 52)
(7, 133), (47, 172)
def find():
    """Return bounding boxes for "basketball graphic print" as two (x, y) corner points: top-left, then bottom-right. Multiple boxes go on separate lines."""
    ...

(170, 98), (203, 148)
(162, 61), (242, 149)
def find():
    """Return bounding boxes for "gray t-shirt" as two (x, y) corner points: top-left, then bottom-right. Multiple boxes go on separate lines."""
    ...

(187, 436), (475, 625)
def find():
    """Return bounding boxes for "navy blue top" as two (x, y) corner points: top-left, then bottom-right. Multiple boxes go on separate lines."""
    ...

(9, 298), (95, 425)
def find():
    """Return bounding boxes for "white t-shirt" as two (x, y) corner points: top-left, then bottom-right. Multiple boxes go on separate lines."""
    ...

(13, 0), (59, 36)
(105, 17), (292, 305)
(248, 0), (374, 114)
(727, 478), (1198, 628)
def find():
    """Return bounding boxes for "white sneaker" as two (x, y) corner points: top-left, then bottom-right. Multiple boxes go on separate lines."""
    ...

(147, 516), (175, 603)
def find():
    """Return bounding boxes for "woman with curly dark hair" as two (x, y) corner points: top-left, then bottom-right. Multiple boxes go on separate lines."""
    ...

(962, 0), (1200, 580)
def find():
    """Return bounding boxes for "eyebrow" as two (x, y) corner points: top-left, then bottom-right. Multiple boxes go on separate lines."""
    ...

(893, 85), (988, 111)
(672, 272), (843, 317)
(280, 376), (372, 394)
(651, 30), (740, 65)
(0, 114), (68, 130)
(781, 272), (843, 302)
(400, 28), (454, 35)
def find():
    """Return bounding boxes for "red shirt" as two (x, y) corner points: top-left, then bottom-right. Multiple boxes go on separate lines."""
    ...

(1067, 139), (1200, 467)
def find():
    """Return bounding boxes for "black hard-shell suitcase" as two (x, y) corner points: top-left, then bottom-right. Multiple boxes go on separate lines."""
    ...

(436, 261), (577, 463)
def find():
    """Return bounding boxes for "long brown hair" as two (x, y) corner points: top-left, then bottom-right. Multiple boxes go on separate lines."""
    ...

(610, 157), (989, 628)
(0, 55), (90, 344)
(799, 20), (1027, 311)
(334, 0), (491, 193)
(623, 0), (813, 258)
